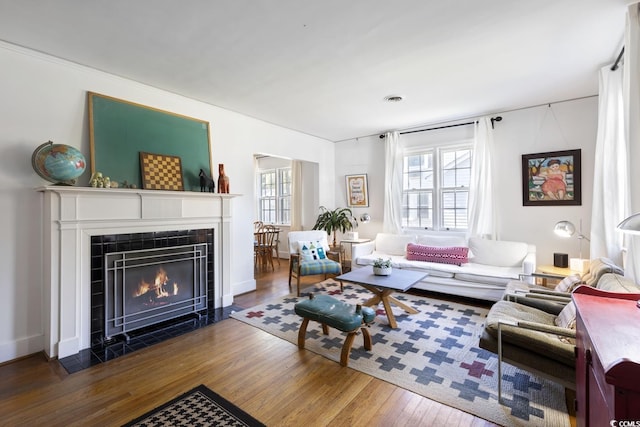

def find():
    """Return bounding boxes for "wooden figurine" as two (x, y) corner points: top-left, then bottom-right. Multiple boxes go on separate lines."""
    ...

(199, 169), (215, 192)
(217, 163), (230, 193)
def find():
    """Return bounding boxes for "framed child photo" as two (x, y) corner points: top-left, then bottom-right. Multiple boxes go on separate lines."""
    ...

(522, 149), (581, 206)
(346, 174), (369, 207)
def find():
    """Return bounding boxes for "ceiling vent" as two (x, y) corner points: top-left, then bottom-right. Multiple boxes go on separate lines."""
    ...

(384, 95), (404, 102)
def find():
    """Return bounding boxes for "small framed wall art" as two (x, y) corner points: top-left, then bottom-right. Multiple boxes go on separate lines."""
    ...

(140, 152), (185, 191)
(521, 149), (581, 206)
(346, 173), (369, 207)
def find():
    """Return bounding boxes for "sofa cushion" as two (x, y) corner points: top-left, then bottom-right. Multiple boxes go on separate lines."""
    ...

(468, 237), (529, 267)
(357, 253), (410, 270)
(416, 234), (467, 247)
(581, 258), (624, 287)
(406, 243), (469, 266)
(375, 233), (417, 256)
(454, 271), (514, 285)
(595, 273), (640, 293)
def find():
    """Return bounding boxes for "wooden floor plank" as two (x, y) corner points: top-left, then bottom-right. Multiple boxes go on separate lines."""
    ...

(0, 260), (574, 426)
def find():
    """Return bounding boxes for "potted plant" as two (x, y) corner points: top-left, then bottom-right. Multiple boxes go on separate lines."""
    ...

(312, 206), (357, 248)
(373, 258), (392, 276)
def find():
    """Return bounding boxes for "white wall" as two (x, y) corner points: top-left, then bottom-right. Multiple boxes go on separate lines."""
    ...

(0, 42), (337, 363)
(335, 97), (599, 266)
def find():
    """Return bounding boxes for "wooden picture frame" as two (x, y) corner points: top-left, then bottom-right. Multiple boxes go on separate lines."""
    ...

(346, 174), (369, 207)
(522, 149), (581, 206)
(140, 152), (185, 191)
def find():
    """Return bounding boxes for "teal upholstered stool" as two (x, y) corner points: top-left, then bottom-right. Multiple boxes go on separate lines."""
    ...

(294, 294), (375, 366)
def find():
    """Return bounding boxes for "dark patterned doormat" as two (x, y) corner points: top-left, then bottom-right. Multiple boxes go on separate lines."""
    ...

(123, 384), (265, 427)
(231, 280), (570, 427)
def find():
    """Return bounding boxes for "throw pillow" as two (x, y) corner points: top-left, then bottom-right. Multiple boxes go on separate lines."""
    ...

(554, 302), (577, 344)
(554, 273), (583, 292)
(406, 243), (469, 266)
(298, 240), (327, 262)
(554, 302), (576, 329)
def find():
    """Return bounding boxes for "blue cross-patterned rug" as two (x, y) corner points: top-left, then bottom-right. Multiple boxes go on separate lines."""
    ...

(230, 279), (569, 427)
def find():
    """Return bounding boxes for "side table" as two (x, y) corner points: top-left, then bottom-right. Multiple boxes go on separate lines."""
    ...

(532, 265), (580, 287)
(339, 238), (371, 272)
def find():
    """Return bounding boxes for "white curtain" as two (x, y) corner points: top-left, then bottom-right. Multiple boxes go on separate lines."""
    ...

(290, 159), (303, 231)
(590, 64), (628, 267)
(622, 2), (640, 281)
(467, 117), (496, 239)
(383, 131), (403, 234)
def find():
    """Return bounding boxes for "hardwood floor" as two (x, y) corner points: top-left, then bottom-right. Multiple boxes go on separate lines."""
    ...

(1, 262), (569, 426)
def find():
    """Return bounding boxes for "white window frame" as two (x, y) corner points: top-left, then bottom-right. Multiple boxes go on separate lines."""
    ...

(258, 167), (291, 225)
(402, 142), (473, 231)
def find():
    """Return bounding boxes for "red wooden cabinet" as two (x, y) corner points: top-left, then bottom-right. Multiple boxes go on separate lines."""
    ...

(573, 286), (640, 427)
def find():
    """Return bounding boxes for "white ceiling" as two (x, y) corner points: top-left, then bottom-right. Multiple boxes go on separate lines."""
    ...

(0, 0), (629, 142)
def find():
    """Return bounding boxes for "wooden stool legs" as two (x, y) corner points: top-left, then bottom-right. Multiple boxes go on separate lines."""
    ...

(297, 318), (372, 367)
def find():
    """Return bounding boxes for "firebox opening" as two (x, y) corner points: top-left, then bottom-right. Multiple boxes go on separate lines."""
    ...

(105, 243), (208, 342)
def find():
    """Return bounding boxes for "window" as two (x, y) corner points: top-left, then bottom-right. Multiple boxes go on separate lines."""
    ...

(402, 145), (472, 231)
(259, 167), (291, 224)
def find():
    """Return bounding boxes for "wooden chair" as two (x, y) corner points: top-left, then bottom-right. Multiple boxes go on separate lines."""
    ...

(287, 230), (342, 296)
(270, 226), (281, 266)
(256, 225), (278, 271)
(253, 222), (263, 266)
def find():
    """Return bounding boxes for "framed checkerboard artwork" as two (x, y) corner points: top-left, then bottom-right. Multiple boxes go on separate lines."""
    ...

(139, 152), (185, 191)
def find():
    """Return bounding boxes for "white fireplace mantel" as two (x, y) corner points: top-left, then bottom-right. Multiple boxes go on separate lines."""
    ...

(39, 186), (239, 359)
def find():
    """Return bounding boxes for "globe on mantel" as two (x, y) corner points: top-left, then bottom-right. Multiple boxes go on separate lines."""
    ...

(31, 140), (86, 185)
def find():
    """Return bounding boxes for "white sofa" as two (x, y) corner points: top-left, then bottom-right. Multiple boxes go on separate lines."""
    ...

(350, 233), (536, 302)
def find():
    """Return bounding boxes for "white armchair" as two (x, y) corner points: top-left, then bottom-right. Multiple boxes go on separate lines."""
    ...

(287, 230), (342, 296)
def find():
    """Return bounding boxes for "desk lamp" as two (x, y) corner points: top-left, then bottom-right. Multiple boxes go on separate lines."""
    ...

(617, 213), (640, 309)
(554, 220), (590, 271)
(617, 213), (640, 235)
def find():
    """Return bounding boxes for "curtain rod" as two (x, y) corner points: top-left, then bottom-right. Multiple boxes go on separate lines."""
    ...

(378, 116), (502, 139)
(611, 46), (625, 71)
(372, 93), (597, 142)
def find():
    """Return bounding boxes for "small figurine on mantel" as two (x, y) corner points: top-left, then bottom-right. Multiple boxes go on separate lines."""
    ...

(199, 169), (215, 193)
(217, 163), (230, 193)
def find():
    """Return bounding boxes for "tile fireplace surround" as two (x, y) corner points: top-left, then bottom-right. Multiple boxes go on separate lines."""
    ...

(40, 186), (238, 360)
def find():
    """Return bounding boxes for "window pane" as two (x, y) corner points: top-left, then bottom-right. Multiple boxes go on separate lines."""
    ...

(457, 149), (472, 168)
(442, 151), (456, 166)
(441, 190), (468, 229)
(442, 191), (455, 208)
(422, 171), (433, 188)
(261, 171), (276, 197)
(456, 168), (471, 187)
(279, 169), (292, 196)
(257, 167), (292, 225)
(402, 191), (432, 228)
(406, 171), (422, 189)
(442, 168), (456, 187)
(260, 198), (276, 223)
(402, 146), (470, 231)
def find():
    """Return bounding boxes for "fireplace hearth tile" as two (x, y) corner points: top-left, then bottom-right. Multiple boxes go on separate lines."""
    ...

(58, 305), (240, 374)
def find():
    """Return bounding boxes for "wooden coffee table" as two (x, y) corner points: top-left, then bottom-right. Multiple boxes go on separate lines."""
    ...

(336, 267), (427, 328)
